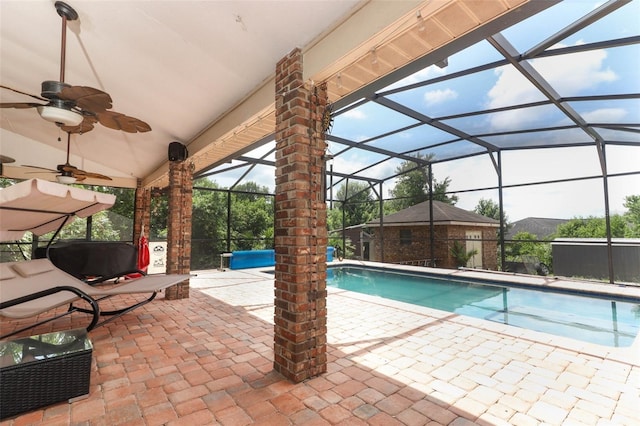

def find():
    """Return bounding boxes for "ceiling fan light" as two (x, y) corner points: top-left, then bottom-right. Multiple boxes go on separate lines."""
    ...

(37, 105), (83, 126)
(56, 175), (77, 184)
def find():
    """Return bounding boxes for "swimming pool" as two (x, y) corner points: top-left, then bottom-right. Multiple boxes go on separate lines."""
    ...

(327, 266), (640, 347)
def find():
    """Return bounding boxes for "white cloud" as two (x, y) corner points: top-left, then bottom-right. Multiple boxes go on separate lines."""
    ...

(384, 65), (447, 90)
(582, 108), (627, 122)
(486, 45), (618, 131)
(329, 153), (372, 177)
(342, 109), (367, 120)
(537, 45), (617, 96)
(488, 66), (539, 109)
(424, 88), (458, 106)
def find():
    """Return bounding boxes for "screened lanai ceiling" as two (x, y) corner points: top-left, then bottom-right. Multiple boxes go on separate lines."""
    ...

(199, 0), (639, 220)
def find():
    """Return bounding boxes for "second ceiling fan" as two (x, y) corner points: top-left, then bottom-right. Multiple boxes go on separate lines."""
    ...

(0, 1), (151, 134)
(24, 132), (113, 184)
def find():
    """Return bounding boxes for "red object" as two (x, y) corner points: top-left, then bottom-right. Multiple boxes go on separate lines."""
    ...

(137, 234), (150, 273)
(126, 233), (150, 279)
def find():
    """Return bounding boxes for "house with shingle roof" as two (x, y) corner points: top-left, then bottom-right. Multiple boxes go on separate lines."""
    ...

(362, 200), (500, 269)
(505, 217), (569, 240)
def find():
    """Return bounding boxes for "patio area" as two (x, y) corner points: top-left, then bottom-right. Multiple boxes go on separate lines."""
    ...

(1, 265), (638, 425)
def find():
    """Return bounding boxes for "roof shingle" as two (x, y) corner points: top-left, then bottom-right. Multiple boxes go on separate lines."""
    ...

(367, 200), (499, 227)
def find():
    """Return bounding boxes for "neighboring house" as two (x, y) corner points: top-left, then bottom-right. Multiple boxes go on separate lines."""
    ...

(362, 200), (500, 270)
(505, 217), (569, 240)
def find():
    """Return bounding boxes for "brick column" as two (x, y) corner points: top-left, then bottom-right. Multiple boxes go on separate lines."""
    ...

(165, 159), (192, 299)
(133, 179), (151, 242)
(273, 48), (328, 382)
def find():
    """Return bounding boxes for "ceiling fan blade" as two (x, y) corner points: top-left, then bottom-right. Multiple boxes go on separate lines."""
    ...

(0, 85), (48, 102)
(0, 102), (42, 109)
(61, 164), (112, 181)
(22, 165), (58, 173)
(79, 171), (113, 181)
(59, 85), (112, 112)
(60, 115), (97, 134)
(96, 110), (151, 133)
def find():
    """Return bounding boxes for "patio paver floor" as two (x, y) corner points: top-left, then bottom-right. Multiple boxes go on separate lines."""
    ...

(1, 266), (638, 425)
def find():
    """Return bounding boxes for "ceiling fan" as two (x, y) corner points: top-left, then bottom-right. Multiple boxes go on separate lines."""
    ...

(0, 1), (150, 134)
(24, 132), (113, 184)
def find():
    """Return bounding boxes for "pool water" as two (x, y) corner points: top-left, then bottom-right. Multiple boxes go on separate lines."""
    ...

(327, 267), (640, 347)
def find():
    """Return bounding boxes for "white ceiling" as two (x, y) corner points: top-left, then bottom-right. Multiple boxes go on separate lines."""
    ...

(0, 0), (367, 187)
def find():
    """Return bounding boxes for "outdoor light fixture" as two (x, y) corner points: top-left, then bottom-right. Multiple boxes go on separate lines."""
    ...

(37, 105), (83, 127)
(416, 10), (426, 32)
(56, 174), (76, 184)
(370, 48), (379, 66)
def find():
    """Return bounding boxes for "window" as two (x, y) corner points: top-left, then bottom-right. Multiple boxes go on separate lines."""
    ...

(400, 229), (412, 245)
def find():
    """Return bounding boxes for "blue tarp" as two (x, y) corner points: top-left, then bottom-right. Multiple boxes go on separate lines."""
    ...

(229, 247), (335, 269)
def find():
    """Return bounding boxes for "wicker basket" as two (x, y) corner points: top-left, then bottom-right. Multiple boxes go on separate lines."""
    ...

(0, 329), (92, 420)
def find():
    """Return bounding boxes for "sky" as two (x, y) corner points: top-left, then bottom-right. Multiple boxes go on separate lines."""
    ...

(324, 0), (640, 222)
(210, 0), (639, 223)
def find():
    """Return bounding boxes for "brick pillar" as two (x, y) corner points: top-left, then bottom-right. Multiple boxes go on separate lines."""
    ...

(273, 48), (328, 382)
(165, 159), (192, 299)
(133, 179), (151, 242)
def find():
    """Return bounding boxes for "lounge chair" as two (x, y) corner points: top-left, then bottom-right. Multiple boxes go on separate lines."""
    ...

(0, 258), (189, 339)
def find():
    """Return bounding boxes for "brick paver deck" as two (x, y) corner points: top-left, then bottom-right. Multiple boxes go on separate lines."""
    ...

(1, 264), (638, 425)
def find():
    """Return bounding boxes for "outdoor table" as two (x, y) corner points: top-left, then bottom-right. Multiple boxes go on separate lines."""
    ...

(0, 328), (92, 419)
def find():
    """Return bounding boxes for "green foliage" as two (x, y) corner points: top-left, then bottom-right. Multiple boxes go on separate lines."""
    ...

(450, 241), (478, 268)
(328, 181), (376, 230)
(328, 234), (353, 259)
(387, 153), (457, 213)
(432, 176), (458, 205)
(33, 183), (129, 243)
(190, 180), (226, 268)
(474, 198), (505, 222)
(623, 195), (640, 237)
(192, 179), (225, 242)
(230, 182), (274, 251)
(0, 178), (17, 189)
(474, 197), (512, 242)
(61, 213), (120, 241)
(150, 190), (169, 240)
(190, 179), (275, 268)
(554, 215), (627, 238)
(89, 185), (136, 241)
(505, 231), (552, 269)
(505, 232), (538, 258)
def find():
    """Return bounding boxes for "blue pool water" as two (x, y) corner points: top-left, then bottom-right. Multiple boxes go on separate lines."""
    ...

(327, 266), (640, 347)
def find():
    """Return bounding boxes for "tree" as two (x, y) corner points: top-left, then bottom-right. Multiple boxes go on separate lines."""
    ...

(230, 182), (274, 251)
(474, 198), (505, 222)
(90, 185), (136, 241)
(505, 231), (552, 264)
(328, 181), (376, 230)
(387, 153), (457, 213)
(474, 197), (512, 239)
(623, 195), (640, 237)
(554, 215), (627, 238)
(190, 179), (236, 269)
